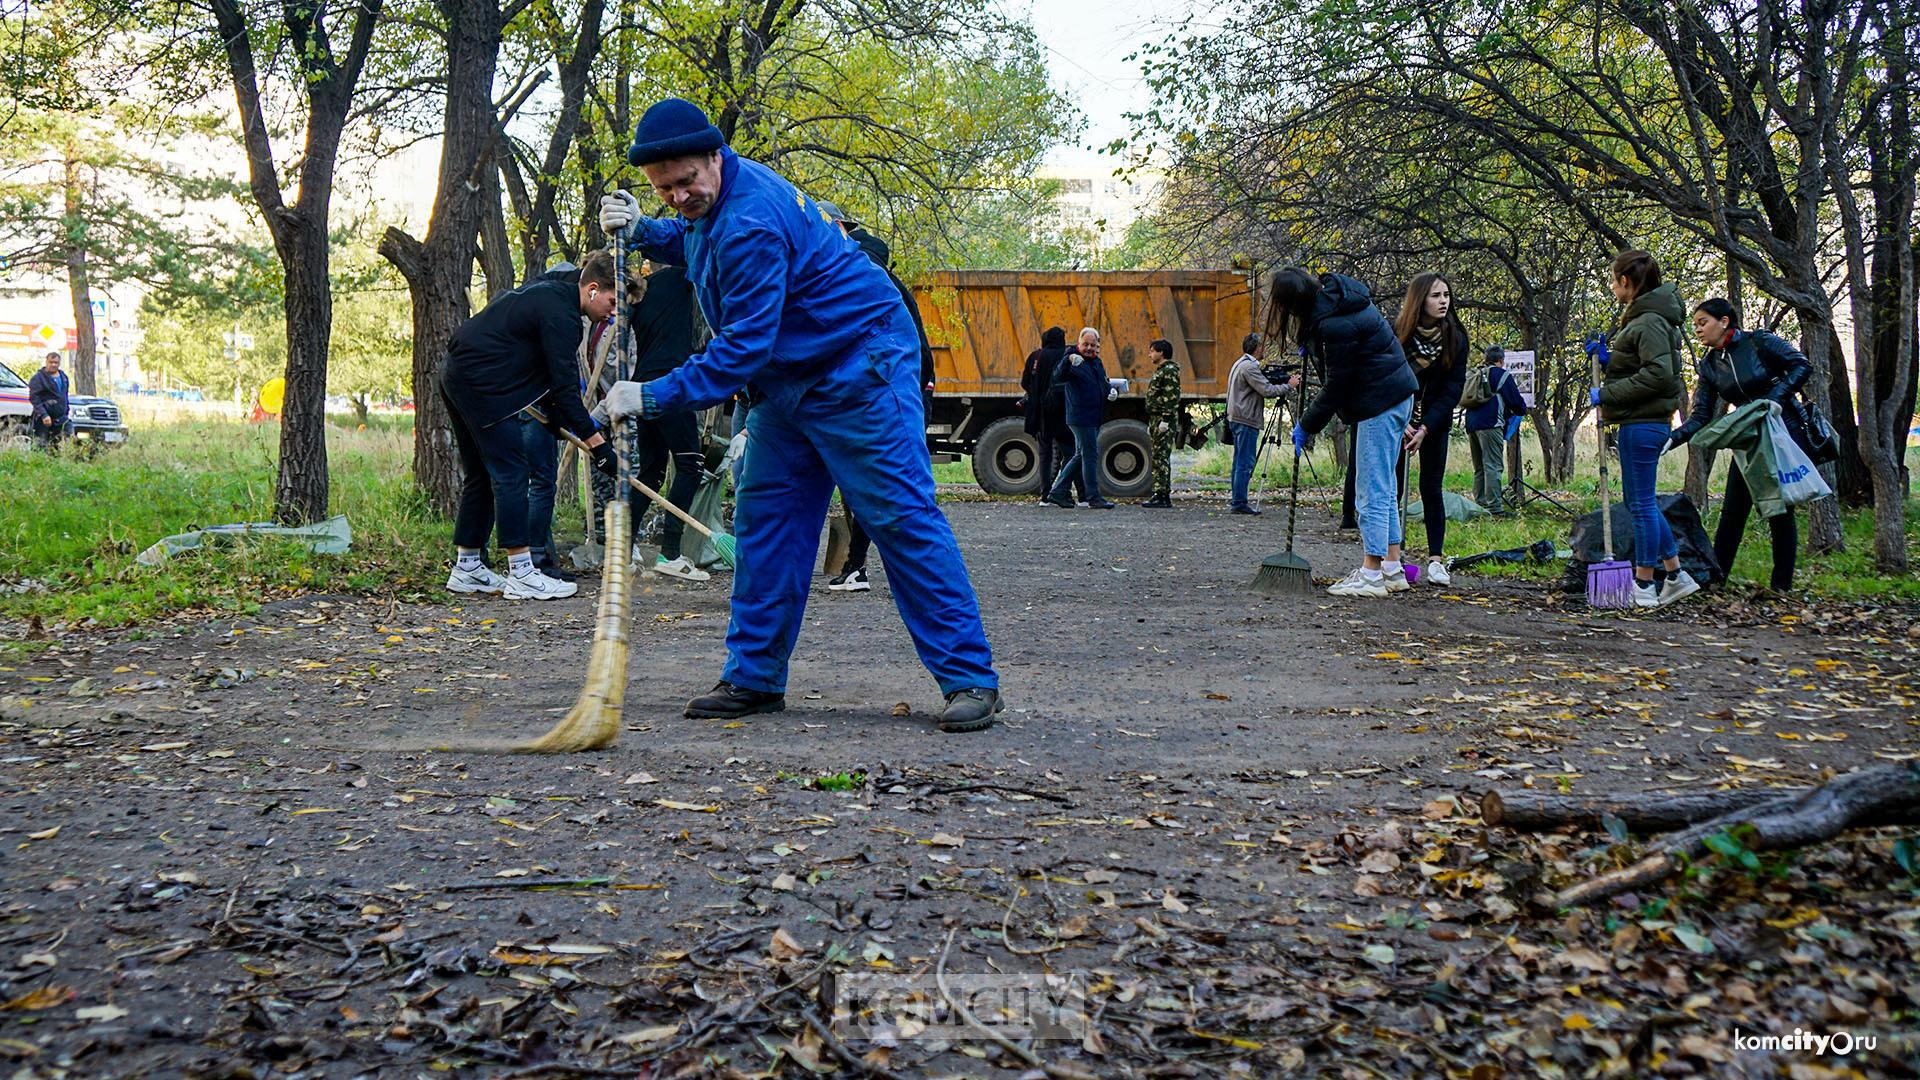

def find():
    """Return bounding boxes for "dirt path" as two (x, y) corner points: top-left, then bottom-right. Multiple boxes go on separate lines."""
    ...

(4, 495), (1917, 1077)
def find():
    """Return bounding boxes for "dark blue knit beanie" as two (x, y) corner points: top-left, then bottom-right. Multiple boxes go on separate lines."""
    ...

(628, 98), (726, 166)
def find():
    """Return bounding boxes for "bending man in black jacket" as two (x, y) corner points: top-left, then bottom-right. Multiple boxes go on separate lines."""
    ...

(441, 253), (620, 601)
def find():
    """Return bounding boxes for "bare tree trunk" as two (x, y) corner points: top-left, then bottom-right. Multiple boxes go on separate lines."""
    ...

(62, 148), (98, 396)
(390, 0), (510, 516)
(478, 165), (515, 299)
(276, 224), (334, 523)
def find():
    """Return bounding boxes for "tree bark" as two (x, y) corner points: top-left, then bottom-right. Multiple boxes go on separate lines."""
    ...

(393, 0), (510, 516)
(62, 147), (98, 396)
(210, 0), (383, 525)
(1482, 786), (1920, 833)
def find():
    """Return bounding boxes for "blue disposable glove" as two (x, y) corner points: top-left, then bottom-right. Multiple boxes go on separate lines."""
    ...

(1584, 333), (1610, 367)
(1503, 415), (1522, 441)
(1291, 423), (1307, 456)
(1589, 387), (1602, 406)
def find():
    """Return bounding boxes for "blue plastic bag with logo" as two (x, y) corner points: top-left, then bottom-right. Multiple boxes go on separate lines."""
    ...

(1767, 408), (1831, 506)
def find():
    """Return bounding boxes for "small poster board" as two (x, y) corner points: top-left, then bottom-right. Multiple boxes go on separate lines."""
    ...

(1503, 350), (1536, 407)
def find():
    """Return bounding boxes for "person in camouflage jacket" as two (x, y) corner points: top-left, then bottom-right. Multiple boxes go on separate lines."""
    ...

(1142, 338), (1181, 507)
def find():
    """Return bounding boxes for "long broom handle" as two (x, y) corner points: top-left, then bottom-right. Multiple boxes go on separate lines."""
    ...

(1593, 357), (1614, 561)
(1284, 431), (1303, 555)
(529, 406), (721, 543)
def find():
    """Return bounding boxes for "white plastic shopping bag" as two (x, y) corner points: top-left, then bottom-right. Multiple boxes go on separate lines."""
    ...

(1767, 405), (1832, 506)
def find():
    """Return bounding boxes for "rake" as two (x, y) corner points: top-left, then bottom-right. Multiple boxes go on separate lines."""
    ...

(1586, 358), (1635, 609)
(530, 407), (739, 571)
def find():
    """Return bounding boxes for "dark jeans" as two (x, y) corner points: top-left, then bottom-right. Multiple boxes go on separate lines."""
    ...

(32, 417), (67, 449)
(518, 412), (559, 563)
(1617, 422), (1678, 570)
(1394, 423), (1451, 555)
(845, 506), (871, 570)
(635, 410), (703, 560)
(1036, 428), (1082, 500)
(1717, 466), (1797, 590)
(1229, 420), (1261, 510)
(448, 392), (533, 551)
(1049, 423), (1102, 502)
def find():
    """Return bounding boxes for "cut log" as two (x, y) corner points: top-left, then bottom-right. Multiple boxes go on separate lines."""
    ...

(1482, 787), (1920, 833)
(1554, 763), (1920, 909)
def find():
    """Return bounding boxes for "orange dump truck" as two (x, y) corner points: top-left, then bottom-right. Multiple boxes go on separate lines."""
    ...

(909, 269), (1257, 497)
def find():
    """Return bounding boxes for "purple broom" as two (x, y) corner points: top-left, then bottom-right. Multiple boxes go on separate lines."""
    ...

(1586, 361), (1635, 608)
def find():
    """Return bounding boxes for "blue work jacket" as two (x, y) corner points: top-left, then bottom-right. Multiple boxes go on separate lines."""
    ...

(626, 148), (905, 414)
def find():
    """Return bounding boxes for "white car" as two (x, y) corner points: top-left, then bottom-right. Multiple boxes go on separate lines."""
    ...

(0, 363), (30, 446)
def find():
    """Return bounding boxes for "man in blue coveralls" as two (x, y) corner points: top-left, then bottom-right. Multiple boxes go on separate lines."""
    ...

(598, 98), (1003, 733)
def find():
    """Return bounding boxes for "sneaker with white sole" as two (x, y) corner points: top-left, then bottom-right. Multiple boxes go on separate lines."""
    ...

(1328, 569), (1391, 598)
(652, 555), (711, 582)
(1632, 581), (1660, 608)
(1655, 570), (1700, 608)
(1425, 559), (1452, 586)
(447, 564), (507, 594)
(1381, 566), (1411, 592)
(503, 568), (578, 600)
(828, 567), (871, 592)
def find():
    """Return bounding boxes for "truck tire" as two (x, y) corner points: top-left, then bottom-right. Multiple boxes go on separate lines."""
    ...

(1098, 419), (1154, 499)
(970, 417), (1042, 495)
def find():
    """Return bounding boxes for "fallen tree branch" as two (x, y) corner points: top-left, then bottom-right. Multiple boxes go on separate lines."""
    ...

(1483, 786), (1920, 832)
(1555, 763), (1920, 908)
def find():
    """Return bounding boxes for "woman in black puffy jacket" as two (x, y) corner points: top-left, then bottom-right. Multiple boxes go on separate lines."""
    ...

(1275, 268), (1419, 597)
(1666, 298), (1812, 591)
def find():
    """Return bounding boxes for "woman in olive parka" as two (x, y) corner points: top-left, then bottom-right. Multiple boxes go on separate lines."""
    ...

(1590, 249), (1700, 609)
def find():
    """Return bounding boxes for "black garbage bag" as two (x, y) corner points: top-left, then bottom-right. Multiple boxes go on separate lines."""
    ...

(1556, 493), (1724, 593)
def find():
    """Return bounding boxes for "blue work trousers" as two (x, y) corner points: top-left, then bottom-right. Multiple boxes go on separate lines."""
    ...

(725, 309), (998, 696)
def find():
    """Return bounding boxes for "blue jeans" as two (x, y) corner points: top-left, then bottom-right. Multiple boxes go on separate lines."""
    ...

(725, 306), (997, 696)
(1229, 420), (1261, 509)
(1354, 398), (1412, 559)
(1616, 421), (1677, 569)
(519, 411), (559, 562)
(1049, 424), (1102, 503)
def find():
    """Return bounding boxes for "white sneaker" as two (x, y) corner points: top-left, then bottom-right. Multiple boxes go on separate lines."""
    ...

(1381, 566), (1411, 592)
(1328, 569), (1390, 598)
(652, 555), (711, 582)
(503, 568), (578, 600)
(1425, 559), (1452, 586)
(828, 567), (871, 592)
(447, 564), (507, 594)
(1632, 581), (1660, 609)
(1656, 570), (1700, 608)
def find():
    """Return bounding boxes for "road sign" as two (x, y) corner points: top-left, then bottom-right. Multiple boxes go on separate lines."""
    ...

(90, 299), (107, 317)
(1504, 350), (1537, 408)
(236, 332), (255, 350)
(33, 324), (59, 346)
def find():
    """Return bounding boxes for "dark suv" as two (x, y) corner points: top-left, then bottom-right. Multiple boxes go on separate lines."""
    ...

(65, 393), (130, 446)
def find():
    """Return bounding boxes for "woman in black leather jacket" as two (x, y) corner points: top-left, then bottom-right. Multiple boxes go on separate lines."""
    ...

(1665, 298), (1811, 590)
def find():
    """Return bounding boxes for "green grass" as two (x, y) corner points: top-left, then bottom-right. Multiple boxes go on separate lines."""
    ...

(3, 415), (1914, 633)
(0, 414), (456, 628)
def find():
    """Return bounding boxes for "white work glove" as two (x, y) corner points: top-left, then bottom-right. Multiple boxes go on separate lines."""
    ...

(1106, 387), (1118, 401)
(1069, 354), (1083, 367)
(604, 379), (649, 420)
(599, 190), (640, 233)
